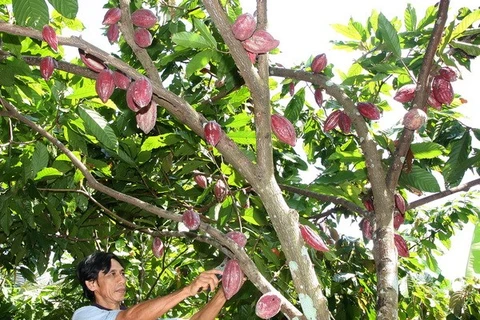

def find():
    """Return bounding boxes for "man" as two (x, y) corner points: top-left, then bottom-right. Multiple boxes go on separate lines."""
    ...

(73, 251), (230, 320)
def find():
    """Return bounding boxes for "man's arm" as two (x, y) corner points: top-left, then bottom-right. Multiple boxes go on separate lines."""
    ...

(189, 287), (227, 320)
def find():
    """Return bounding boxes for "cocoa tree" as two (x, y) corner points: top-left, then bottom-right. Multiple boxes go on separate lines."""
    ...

(1, 0), (480, 319)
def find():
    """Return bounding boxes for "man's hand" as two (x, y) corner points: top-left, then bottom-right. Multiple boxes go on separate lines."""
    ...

(186, 269), (223, 296)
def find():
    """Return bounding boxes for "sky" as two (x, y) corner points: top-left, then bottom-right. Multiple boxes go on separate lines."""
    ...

(67, 0), (479, 280)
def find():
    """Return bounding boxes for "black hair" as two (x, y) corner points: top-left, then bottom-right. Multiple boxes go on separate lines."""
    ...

(76, 251), (124, 301)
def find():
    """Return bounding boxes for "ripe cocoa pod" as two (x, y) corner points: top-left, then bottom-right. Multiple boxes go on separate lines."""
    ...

(131, 77), (153, 108)
(393, 84), (416, 103)
(113, 71), (131, 90)
(289, 82), (295, 96)
(222, 259), (244, 300)
(214, 179), (228, 203)
(152, 236), (164, 258)
(311, 53), (327, 74)
(394, 193), (406, 215)
(255, 292), (282, 319)
(131, 8), (158, 29)
(182, 209), (201, 230)
(394, 234), (409, 257)
(204, 121), (222, 146)
(136, 101), (157, 134)
(299, 224), (329, 252)
(79, 49), (106, 72)
(103, 7), (121, 25)
(134, 28), (153, 48)
(40, 56), (57, 80)
(226, 231), (247, 248)
(232, 13), (256, 41)
(438, 66), (457, 82)
(338, 111), (351, 133)
(402, 108), (427, 131)
(126, 83), (141, 112)
(357, 102), (381, 120)
(194, 173), (208, 189)
(393, 211), (404, 230)
(271, 114), (296, 147)
(363, 198), (374, 212)
(323, 110), (342, 132)
(360, 218), (373, 240)
(314, 88), (323, 107)
(42, 25), (58, 52)
(427, 92), (442, 110)
(432, 75), (454, 105)
(107, 23), (120, 44)
(95, 69), (115, 103)
(242, 30), (280, 54)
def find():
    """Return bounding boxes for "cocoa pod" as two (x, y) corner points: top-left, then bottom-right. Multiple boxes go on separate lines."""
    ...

(42, 25), (58, 52)
(432, 75), (454, 105)
(363, 198), (374, 212)
(134, 28), (153, 48)
(357, 102), (381, 120)
(311, 53), (327, 74)
(79, 49), (106, 72)
(402, 108), (427, 131)
(393, 84), (416, 103)
(136, 101), (157, 134)
(271, 114), (296, 147)
(427, 92), (442, 110)
(182, 209), (201, 230)
(394, 211), (404, 230)
(131, 8), (158, 29)
(152, 236), (164, 258)
(289, 82), (295, 96)
(126, 83), (142, 112)
(438, 66), (457, 82)
(394, 193), (406, 215)
(360, 218), (373, 240)
(214, 179), (228, 203)
(299, 224), (329, 252)
(338, 111), (351, 133)
(107, 23), (120, 44)
(40, 56), (57, 80)
(394, 234), (410, 257)
(314, 88), (323, 107)
(95, 69), (115, 103)
(102, 7), (121, 25)
(232, 13), (256, 41)
(255, 292), (282, 319)
(204, 121), (222, 146)
(113, 71), (131, 90)
(194, 173), (208, 189)
(222, 259), (244, 300)
(131, 77), (153, 108)
(323, 110), (342, 132)
(226, 231), (247, 248)
(242, 30), (279, 54)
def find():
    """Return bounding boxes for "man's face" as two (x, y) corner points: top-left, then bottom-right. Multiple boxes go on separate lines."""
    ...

(87, 258), (127, 309)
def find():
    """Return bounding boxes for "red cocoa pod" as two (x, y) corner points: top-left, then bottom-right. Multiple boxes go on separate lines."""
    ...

(394, 211), (404, 230)
(214, 179), (228, 203)
(360, 218), (373, 240)
(402, 108), (427, 131)
(103, 7), (121, 25)
(131, 76), (153, 108)
(40, 56), (57, 80)
(357, 102), (381, 120)
(427, 92), (442, 110)
(432, 75), (454, 105)
(95, 69), (115, 103)
(438, 66), (457, 82)
(126, 83), (142, 112)
(338, 111), (351, 133)
(204, 121), (222, 146)
(131, 8), (158, 29)
(393, 84), (416, 103)
(311, 53), (327, 74)
(113, 71), (131, 90)
(134, 28), (153, 48)
(232, 13), (256, 41)
(107, 23), (120, 44)
(271, 114), (296, 147)
(182, 209), (201, 230)
(42, 25), (58, 52)
(323, 110), (342, 132)
(299, 224), (329, 252)
(226, 231), (247, 248)
(194, 173), (208, 189)
(289, 82), (295, 96)
(79, 49), (106, 72)
(394, 193), (406, 215)
(394, 234), (410, 257)
(152, 236), (164, 258)
(242, 30), (280, 54)
(136, 101), (157, 134)
(314, 88), (323, 107)
(222, 259), (244, 300)
(363, 198), (374, 212)
(255, 292), (282, 319)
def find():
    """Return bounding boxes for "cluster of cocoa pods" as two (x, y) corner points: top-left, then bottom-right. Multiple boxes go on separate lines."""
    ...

(40, 25), (59, 80)
(323, 102), (381, 134)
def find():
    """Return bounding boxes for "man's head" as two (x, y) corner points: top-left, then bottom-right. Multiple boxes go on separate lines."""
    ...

(77, 251), (126, 305)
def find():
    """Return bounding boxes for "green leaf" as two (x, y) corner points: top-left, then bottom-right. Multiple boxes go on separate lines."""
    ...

(34, 167), (63, 180)
(47, 0), (78, 19)
(284, 87), (305, 122)
(32, 142), (49, 178)
(331, 19), (363, 41)
(77, 107), (118, 151)
(193, 18), (216, 48)
(449, 41), (480, 58)
(186, 50), (213, 78)
(12, 0), (49, 29)
(450, 9), (480, 40)
(172, 31), (213, 49)
(466, 222), (480, 278)
(410, 142), (445, 159)
(399, 165), (440, 193)
(226, 130), (256, 146)
(378, 13), (401, 58)
(141, 134), (182, 152)
(404, 4), (417, 32)
(224, 113), (252, 129)
(444, 132), (471, 187)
